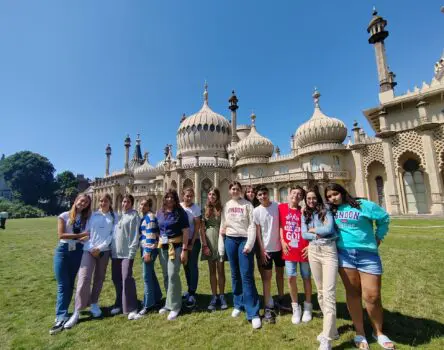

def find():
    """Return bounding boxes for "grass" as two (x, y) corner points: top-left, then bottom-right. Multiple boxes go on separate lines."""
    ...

(0, 218), (443, 350)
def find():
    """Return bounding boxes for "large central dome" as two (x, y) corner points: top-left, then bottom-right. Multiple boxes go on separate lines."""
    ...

(177, 84), (231, 157)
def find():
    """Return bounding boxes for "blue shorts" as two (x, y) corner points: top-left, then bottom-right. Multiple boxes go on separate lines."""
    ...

(338, 248), (383, 275)
(285, 261), (311, 279)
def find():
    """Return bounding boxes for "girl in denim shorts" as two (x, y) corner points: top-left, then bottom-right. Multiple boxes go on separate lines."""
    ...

(325, 183), (394, 350)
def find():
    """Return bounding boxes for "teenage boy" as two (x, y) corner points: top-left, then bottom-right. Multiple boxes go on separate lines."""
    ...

(278, 186), (313, 324)
(253, 185), (284, 324)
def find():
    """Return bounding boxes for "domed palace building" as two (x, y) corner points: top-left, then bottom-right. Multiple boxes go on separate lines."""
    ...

(91, 10), (444, 216)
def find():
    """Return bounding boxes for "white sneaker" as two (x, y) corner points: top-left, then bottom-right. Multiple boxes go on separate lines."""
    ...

(128, 311), (141, 320)
(64, 311), (80, 329)
(231, 308), (241, 318)
(159, 307), (169, 315)
(208, 295), (218, 311)
(317, 332), (340, 342)
(167, 310), (179, 320)
(90, 303), (102, 318)
(302, 302), (313, 323)
(219, 294), (228, 310)
(110, 307), (121, 316)
(291, 302), (301, 324)
(252, 317), (262, 329)
(318, 336), (332, 350)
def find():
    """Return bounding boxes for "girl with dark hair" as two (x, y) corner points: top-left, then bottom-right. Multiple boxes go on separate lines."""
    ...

(50, 194), (91, 335)
(219, 181), (261, 329)
(138, 198), (162, 316)
(180, 187), (202, 309)
(157, 189), (190, 321)
(64, 193), (116, 329)
(201, 187), (227, 311)
(302, 188), (338, 350)
(110, 194), (140, 320)
(244, 185), (260, 208)
(324, 183), (394, 350)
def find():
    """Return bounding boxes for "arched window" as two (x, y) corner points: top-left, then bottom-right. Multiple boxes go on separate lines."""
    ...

(375, 176), (385, 208)
(200, 178), (213, 207)
(402, 158), (428, 214)
(279, 187), (288, 203)
(183, 178), (193, 192)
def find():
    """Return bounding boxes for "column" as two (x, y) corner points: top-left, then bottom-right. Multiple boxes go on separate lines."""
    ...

(422, 130), (444, 214)
(273, 184), (278, 203)
(194, 170), (201, 206)
(381, 138), (401, 215)
(214, 171), (220, 189)
(350, 148), (367, 198)
(177, 172), (182, 195)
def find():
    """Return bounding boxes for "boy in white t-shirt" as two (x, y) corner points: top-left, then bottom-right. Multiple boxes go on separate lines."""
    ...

(253, 185), (284, 324)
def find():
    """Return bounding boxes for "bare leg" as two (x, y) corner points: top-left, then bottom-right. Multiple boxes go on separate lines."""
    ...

(339, 267), (365, 336)
(216, 261), (225, 295)
(262, 269), (273, 308)
(208, 261), (217, 296)
(303, 278), (312, 303)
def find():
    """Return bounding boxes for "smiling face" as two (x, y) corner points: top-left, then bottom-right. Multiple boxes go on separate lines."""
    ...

(245, 188), (256, 202)
(99, 196), (111, 212)
(207, 190), (218, 204)
(289, 189), (303, 207)
(122, 197), (133, 212)
(164, 194), (176, 209)
(326, 190), (343, 206)
(139, 200), (149, 215)
(75, 195), (90, 211)
(306, 191), (318, 209)
(183, 190), (194, 206)
(229, 185), (242, 199)
(257, 190), (270, 206)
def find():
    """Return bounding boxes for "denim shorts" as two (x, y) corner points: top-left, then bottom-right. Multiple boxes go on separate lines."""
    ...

(338, 248), (383, 275)
(285, 261), (311, 279)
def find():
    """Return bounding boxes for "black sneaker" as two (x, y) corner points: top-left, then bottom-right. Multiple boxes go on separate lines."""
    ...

(264, 308), (276, 324)
(275, 297), (291, 313)
(49, 320), (65, 335)
(185, 295), (196, 309)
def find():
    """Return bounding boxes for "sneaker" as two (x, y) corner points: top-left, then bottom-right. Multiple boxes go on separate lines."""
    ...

(90, 303), (102, 318)
(185, 295), (196, 309)
(159, 307), (169, 315)
(207, 295), (218, 311)
(110, 307), (121, 316)
(138, 307), (149, 316)
(291, 303), (301, 324)
(167, 310), (179, 320)
(64, 311), (80, 329)
(317, 332), (340, 342)
(231, 308), (241, 318)
(182, 291), (189, 300)
(275, 296), (291, 312)
(252, 317), (262, 329)
(264, 308), (276, 324)
(128, 311), (141, 320)
(219, 294), (228, 310)
(318, 336), (332, 350)
(49, 319), (66, 335)
(302, 302), (313, 323)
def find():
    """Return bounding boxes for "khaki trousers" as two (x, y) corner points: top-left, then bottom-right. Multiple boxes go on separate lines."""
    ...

(308, 242), (338, 340)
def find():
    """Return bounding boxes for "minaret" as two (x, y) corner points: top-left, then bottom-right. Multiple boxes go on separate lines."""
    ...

(229, 90), (239, 143)
(367, 8), (397, 94)
(124, 134), (131, 171)
(105, 144), (111, 176)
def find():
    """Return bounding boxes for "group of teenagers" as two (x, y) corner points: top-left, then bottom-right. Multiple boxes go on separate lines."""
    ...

(50, 181), (395, 350)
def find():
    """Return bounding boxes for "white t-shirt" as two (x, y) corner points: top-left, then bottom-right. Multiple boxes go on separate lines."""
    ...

(180, 203), (201, 240)
(253, 202), (281, 252)
(58, 211), (82, 244)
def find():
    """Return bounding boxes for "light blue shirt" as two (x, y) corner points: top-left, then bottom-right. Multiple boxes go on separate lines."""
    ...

(301, 209), (337, 242)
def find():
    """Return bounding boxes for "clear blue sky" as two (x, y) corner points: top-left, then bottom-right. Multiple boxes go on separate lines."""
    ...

(1, 0), (442, 179)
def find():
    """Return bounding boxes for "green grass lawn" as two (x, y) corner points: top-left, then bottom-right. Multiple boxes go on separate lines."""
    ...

(0, 218), (443, 349)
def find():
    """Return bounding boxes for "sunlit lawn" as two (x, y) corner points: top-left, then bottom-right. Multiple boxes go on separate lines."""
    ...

(0, 217), (443, 349)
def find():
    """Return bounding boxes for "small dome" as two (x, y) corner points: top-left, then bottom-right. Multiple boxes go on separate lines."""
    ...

(177, 83), (231, 157)
(294, 90), (347, 148)
(235, 113), (274, 161)
(134, 158), (154, 176)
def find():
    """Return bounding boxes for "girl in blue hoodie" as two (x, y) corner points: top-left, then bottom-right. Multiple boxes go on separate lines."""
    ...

(324, 183), (394, 350)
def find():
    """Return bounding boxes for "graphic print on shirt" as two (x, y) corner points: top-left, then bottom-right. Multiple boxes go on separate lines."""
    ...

(284, 211), (301, 248)
(335, 210), (361, 229)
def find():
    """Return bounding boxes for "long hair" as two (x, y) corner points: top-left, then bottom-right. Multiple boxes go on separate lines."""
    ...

(68, 194), (91, 229)
(161, 188), (182, 213)
(324, 183), (361, 214)
(99, 193), (115, 223)
(303, 187), (327, 225)
(243, 184), (259, 208)
(204, 187), (222, 219)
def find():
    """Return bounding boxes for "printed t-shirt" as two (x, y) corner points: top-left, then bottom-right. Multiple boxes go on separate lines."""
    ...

(278, 203), (308, 262)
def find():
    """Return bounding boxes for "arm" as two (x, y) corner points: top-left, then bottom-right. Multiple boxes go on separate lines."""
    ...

(57, 218), (89, 240)
(314, 211), (335, 237)
(219, 207), (226, 235)
(368, 201), (390, 241)
(244, 203), (256, 252)
(128, 214), (140, 259)
(301, 214), (316, 241)
(190, 216), (201, 247)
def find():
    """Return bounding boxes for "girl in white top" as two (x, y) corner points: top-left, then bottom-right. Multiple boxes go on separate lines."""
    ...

(219, 181), (261, 329)
(64, 193), (116, 329)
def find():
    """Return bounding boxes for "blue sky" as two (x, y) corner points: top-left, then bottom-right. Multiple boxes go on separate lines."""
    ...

(1, 0), (442, 179)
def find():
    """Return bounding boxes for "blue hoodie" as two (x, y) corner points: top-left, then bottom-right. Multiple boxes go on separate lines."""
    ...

(334, 199), (389, 253)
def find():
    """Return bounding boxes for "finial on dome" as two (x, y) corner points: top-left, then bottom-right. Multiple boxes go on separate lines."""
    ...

(136, 133), (141, 145)
(105, 144), (112, 155)
(313, 87), (321, 109)
(250, 111), (256, 127)
(372, 6), (377, 16)
(124, 134), (131, 147)
(203, 81), (208, 105)
(180, 113), (186, 123)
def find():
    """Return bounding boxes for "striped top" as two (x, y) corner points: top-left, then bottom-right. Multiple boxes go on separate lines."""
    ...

(140, 211), (159, 254)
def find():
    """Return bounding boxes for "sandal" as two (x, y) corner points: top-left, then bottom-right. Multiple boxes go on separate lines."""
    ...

(372, 333), (395, 350)
(354, 335), (369, 349)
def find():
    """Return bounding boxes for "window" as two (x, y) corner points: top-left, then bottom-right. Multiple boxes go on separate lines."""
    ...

(242, 168), (249, 179)
(310, 157), (321, 172)
(279, 166), (289, 174)
(375, 176), (385, 208)
(255, 168), (264, 177)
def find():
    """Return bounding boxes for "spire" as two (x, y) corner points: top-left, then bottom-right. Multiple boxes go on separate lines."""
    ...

(372, 6), (377, 16)
(203, 81), (208, 105)
(313, 87), (321, 109)
(105, 144), (111, 155)
(132, 134), (143, 162)
(250, 111), (256, 129)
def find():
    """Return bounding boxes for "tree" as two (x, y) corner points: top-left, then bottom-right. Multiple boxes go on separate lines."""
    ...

(55, 170), (79, 210)
(0, 151), (56, 206)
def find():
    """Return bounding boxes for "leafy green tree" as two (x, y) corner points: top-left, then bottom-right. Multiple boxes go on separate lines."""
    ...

(55, 171), (79, 210)
(0, 151), (56, 206)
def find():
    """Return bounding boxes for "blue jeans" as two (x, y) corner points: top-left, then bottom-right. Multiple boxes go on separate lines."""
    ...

(142, 248), (162, 309)
(53, 242), (83, 321)
(338, 248), (383, 275)
(184, 239), (201, 295)
(225, 236), (260, 320)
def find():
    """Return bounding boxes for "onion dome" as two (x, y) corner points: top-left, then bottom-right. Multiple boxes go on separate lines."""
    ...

(235, 113), (274, 164)
(133, 152), (154, 177)
(294, 89), (347, 148)
(177, 83), (231, 157)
